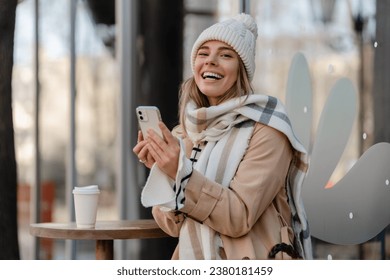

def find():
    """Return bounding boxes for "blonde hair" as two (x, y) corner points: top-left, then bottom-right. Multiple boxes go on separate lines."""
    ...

(178, 58), (253, 133)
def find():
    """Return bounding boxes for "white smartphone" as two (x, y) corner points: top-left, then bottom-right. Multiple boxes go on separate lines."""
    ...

(136, 106), (163, 138)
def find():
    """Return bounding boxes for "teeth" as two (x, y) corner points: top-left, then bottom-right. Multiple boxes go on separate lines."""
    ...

(202, 72), (223, 79)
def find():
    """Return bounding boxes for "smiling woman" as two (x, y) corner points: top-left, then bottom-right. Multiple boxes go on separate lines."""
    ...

(133, 13), (312, 260)
(193, 41), (240, 105)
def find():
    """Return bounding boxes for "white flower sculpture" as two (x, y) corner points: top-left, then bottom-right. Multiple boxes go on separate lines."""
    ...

(285, 52), (390, 245)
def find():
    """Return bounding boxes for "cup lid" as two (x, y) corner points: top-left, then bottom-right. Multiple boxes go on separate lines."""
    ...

(72, 185), (100, 194)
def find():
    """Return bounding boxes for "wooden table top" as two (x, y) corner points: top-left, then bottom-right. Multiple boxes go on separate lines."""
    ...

(30, 219), (169, 240)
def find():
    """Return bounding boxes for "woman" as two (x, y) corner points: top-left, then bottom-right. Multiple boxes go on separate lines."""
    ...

(133, 13), (312, 260)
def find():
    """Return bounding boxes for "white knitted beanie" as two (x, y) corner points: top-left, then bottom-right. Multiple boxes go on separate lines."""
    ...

(191, 13), (258, 81)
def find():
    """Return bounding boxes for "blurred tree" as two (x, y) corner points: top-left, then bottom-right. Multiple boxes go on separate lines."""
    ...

(137, 0), (184, 260)
(373, 0), (390, 260)
(0, 0), (20, 259)
(86, 0), (183, 259)
(85, 0), (115, 51)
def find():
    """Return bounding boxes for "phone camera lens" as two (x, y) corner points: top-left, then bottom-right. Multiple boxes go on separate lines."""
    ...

(140, 116), (144, 120)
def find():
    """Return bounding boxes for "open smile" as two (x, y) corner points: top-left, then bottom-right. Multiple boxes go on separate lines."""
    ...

(202, 72), (224, 80)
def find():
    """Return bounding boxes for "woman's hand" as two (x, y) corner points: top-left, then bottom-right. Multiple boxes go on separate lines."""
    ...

(133, 130), (156, 169)
(146, 122), (180, 180)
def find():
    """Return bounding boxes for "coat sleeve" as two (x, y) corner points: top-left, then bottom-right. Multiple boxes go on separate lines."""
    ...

(152, 206), (185, 237)
(179, 123), (293, 238)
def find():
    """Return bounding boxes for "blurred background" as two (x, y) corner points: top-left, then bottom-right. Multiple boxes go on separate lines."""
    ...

(8, 0), (389, 259)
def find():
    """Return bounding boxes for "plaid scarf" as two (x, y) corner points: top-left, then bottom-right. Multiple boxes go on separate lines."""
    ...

(182, 94), (312, 259)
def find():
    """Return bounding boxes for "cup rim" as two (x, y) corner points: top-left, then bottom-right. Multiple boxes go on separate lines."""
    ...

(73, 185), (100, 195)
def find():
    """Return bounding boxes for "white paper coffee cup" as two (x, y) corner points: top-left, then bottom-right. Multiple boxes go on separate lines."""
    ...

(72, 185), (100, 229)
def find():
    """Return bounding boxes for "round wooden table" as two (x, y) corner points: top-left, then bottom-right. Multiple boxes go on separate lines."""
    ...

(29, 219), (169, 260)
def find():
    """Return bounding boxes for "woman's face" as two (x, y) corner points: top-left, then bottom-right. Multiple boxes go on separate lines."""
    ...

(194, 40), (240, 106)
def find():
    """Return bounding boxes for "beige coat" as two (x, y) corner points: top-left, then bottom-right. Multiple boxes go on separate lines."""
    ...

(152, 122), (295, 260)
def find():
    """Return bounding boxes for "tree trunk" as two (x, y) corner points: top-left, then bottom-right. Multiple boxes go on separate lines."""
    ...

(372, 0), (390, 260)
(373, 1), (390, 143)
(0, 0), (20, 259)
(138, 0), (183, 259)
(139, 0), (183, 129)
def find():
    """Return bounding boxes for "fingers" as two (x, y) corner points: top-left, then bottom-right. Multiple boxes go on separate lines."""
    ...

(137, 130), (144, 143)
(145, 149), (154, 164)
(158, 122), (177, 143)
(146, 141), (162, 163)
(134, 123), (179, 177)
(146, 123), (180, 179)
(138, 145), (149, 162)
(133, 130), (155, 168)
(133, 131), (145, 154)
(134, 143), (155, 168)
(133, 140), (147, 160)
(147, 122), (178, 147)
(133, 138), (146, 155)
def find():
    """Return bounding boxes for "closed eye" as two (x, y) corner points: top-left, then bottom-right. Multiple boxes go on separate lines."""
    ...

(197, 52), (208, 56)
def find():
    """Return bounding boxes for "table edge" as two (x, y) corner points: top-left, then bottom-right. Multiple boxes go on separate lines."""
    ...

(29, 219), (170, 240)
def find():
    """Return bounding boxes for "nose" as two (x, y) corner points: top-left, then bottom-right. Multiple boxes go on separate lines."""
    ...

(205, 53), (217, 66)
